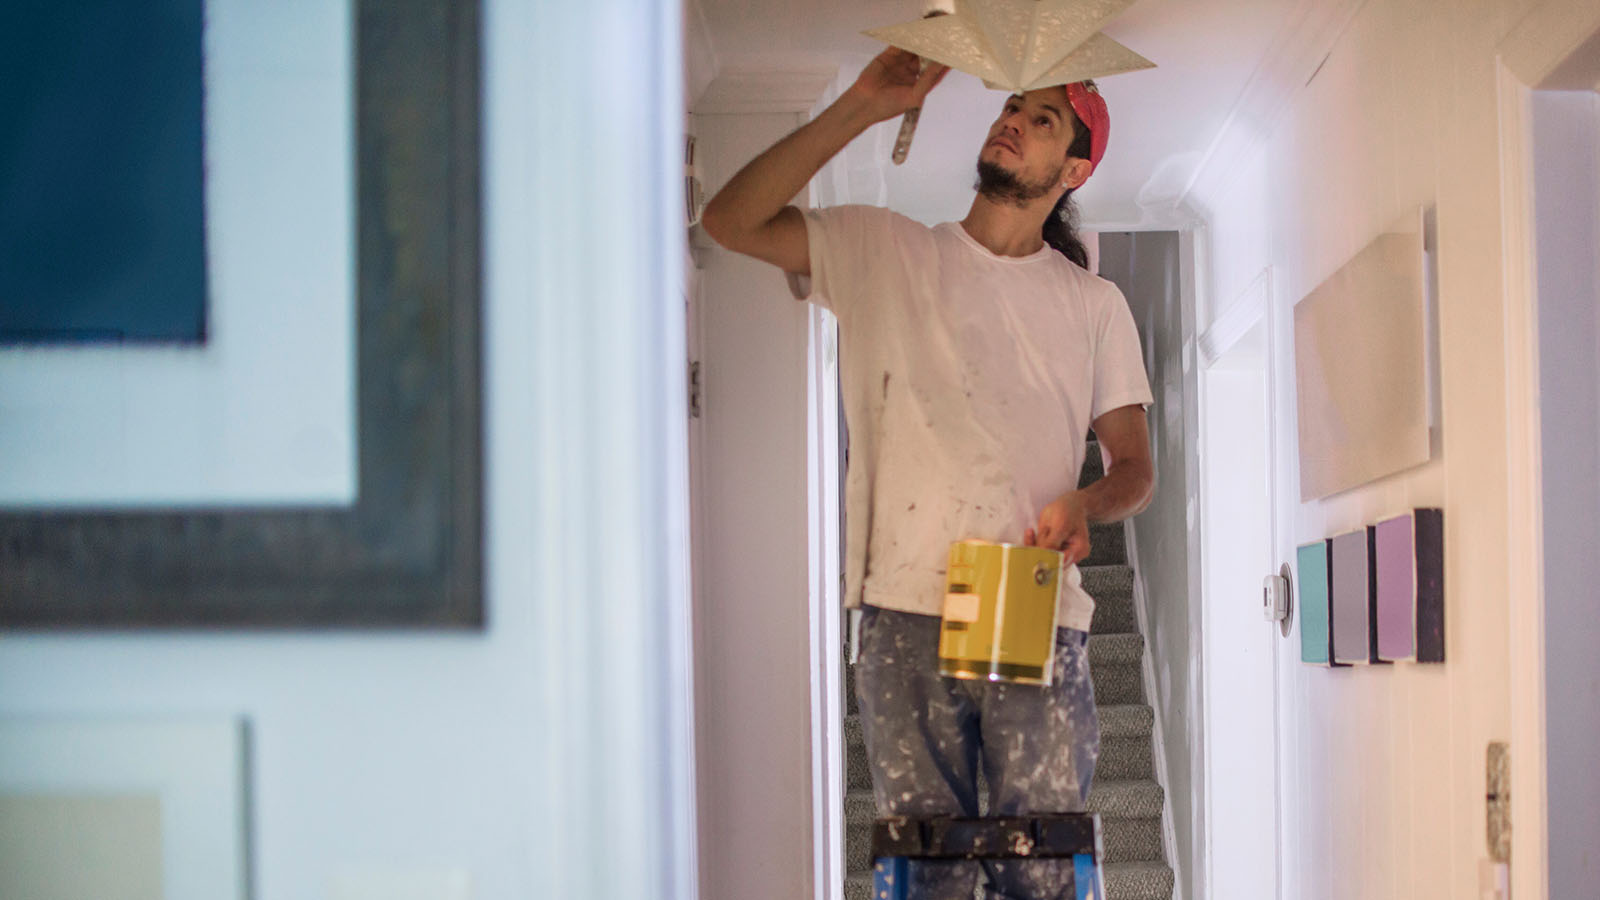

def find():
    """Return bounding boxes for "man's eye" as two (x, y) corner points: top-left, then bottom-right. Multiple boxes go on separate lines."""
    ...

(1037, 117), (1051, 127)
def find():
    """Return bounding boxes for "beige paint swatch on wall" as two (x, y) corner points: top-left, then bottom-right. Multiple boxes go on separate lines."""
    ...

(0, 793), (163, 900)
(1294, 209), (1433, 500)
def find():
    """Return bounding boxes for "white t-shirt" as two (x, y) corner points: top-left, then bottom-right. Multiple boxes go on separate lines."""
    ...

(790, 204), (1153, 632)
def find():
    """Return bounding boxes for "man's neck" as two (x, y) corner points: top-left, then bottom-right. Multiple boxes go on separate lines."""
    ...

(959, 192), (1054, 258)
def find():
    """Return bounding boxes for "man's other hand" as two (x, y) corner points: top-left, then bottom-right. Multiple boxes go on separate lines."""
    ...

(847, 47), (950, 125)
(1025, 491), (1091, 566)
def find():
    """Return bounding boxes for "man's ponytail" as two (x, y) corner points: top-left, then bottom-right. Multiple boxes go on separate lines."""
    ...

(1042, 106), (1097, 270)
(1042, 190), (1087, 269)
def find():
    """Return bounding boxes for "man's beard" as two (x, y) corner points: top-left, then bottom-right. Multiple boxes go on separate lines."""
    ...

(974, 158), (1063, 207)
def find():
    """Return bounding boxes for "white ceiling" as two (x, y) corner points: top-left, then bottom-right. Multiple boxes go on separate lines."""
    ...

(693, 0), (1297, 228)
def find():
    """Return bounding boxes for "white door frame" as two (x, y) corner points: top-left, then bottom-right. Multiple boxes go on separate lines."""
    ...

(688, 69), (843, 900)
(1495, 3), (1600, 898)
(1195, 265), (1284, 900)
(806, 304), (845, 900)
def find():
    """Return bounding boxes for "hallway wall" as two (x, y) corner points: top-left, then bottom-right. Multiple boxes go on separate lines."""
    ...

(1186, 0), (1549, 896)
(1097, 231), (1202, 900)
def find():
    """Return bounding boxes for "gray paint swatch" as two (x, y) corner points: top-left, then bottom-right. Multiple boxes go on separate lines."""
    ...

(1330, 529), (1371, 664)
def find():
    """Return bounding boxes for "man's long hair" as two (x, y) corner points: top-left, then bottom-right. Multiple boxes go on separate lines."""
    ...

(1041, 108), (1095, 269)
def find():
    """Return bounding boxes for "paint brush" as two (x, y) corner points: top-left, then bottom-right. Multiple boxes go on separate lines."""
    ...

(890, 6), (950, 165)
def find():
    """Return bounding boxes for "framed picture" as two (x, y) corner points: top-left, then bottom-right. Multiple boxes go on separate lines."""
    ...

(0, 717), (248, 900)
(0, 0), (208, 345)
(0, 0), (482, 628)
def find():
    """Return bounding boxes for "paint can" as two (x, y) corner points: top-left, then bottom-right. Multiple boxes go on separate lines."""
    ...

(939, 540), (1063, 686)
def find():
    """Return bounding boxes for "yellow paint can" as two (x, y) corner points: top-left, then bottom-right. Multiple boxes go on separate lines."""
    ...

(939, 540), (1064, 686)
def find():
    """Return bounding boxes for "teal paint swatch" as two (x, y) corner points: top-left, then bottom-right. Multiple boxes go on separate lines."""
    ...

(1298, 540), (1332, 665)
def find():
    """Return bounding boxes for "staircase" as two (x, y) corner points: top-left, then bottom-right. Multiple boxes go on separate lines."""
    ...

(842, 439), (1176, 900)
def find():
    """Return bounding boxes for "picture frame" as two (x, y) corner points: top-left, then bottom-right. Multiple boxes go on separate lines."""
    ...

(0, 717), (249, 900)
(0, 0), (483, 628)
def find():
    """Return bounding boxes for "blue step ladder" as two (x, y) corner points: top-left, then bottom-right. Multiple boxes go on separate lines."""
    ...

(871, 813), (1106, 900)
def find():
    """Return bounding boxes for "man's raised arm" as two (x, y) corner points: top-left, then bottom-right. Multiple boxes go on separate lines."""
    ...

(699, 49), (948, 276)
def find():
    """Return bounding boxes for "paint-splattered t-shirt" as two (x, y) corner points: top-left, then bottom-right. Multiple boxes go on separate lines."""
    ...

(789, 204), (1152, 632)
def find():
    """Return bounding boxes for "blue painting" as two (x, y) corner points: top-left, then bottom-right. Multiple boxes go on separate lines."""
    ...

(0, 0), (207, 344)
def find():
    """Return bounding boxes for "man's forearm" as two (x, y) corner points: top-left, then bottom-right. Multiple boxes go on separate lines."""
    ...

(1076, 460), (1154, 524)
(701, 90), (878, 240)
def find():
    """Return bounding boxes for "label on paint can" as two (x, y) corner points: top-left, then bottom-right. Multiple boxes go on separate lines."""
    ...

(943, 591), (981, 623)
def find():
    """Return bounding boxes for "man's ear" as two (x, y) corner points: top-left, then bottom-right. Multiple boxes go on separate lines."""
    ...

(1060, 157), (1094, 191)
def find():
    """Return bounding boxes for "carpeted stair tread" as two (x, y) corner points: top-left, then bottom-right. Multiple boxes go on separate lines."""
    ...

(1087, 780), (1165, 820)
(1088, 592), (1139, 634)
(1081, 564), (1134, 604)
(1102, 815), (1165, 864)
(1097, 703), (1154, 738)
(1096, 736), (1155, 781)
(1084, 521), (1127, 566)
(1087, 632), (1144, 665)
(1091, 662), (1145, 705)
(846, 789), (875, 824)
(1103, 860), (1177, 900)
(847, 713), (871, 791)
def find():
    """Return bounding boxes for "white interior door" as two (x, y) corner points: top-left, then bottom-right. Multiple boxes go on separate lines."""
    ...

(1530, 86), (1600, 900)
(1198, 317), (1281, 900)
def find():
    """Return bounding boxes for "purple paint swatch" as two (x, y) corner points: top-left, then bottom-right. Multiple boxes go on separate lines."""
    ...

(1375, 513), (1417, 661)
(1330, 529), (1371, 665)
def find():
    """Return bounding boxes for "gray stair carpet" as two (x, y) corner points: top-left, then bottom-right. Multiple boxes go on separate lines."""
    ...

(842, 440), (1174, 900)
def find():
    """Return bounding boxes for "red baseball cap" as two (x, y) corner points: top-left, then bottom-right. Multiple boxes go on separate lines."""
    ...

(1064, 81), (1109, 176)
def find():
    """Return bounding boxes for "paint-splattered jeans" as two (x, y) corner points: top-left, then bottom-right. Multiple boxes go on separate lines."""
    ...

(856, 605), (1100, 900)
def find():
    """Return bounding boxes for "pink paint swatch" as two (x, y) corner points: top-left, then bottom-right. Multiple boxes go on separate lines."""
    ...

(1374, 509), (1445, 663)
(1375, 514), (1416, 661)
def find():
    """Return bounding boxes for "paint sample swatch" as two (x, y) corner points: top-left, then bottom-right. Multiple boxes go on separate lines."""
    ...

(1298, 540), (1331, 666)
(1375, 509), (1445, 662)
(1374, 513), (1417, 660)
(1330, 529), (1372, 665)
